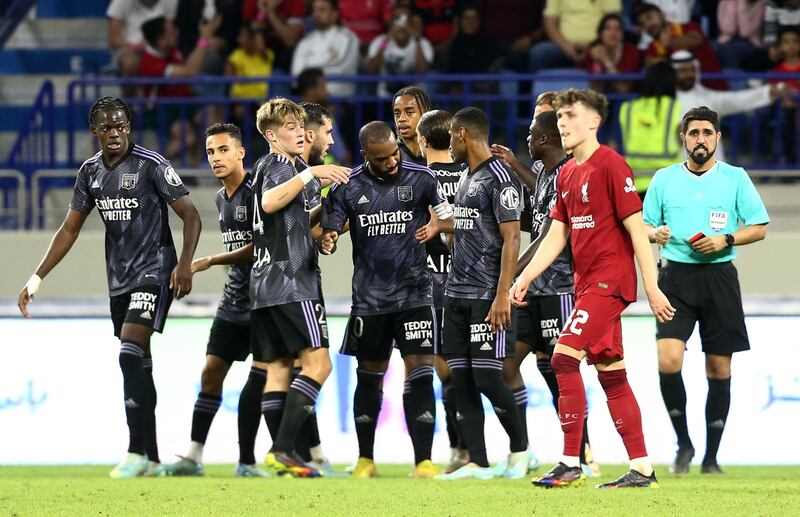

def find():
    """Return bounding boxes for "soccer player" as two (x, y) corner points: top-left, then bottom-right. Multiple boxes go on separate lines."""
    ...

(436, 107), (529, 480)
(250, 98), (349, 477)
(161, 123), (269, 478)
(392, 85), (430, 166)
(319, 121), (453, 478)
(511, 89), (675, 489)
(18, 96), (202, 478)
(415, 109), (470, 473)
(643, 107), (769, 474)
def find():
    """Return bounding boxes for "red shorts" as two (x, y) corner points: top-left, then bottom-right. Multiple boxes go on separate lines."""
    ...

(557, 291), (630, 365)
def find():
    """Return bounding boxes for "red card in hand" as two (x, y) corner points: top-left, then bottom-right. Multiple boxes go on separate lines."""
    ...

(688, 232), (705, 244)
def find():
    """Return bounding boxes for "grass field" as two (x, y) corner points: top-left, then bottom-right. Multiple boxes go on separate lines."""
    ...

(1, 465), (798, 516)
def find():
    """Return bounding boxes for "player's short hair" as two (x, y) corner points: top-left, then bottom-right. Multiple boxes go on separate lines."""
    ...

(681, 106), (720, 133)
(552, 88), (609, 123)
(255, 97), (307, 135)
(359, 120), (394, 150)
(141, 16), (167, 48)
(300, 102), (331, 128)
(89, 96), (133, 127)
(392, 85), (431, 113)
(536, 91), (557, 107)
(295, 68), (325, 97)
(417, 110), (453, 150)
(452, 107), (490, 137)
(205, 122), (242, 142)
(532, 110), (561, 144)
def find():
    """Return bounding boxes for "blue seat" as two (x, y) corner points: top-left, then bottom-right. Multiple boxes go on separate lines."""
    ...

(532, 68), (590, 99)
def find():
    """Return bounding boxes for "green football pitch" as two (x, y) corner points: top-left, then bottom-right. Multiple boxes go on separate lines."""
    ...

(1, 465), (798, 516)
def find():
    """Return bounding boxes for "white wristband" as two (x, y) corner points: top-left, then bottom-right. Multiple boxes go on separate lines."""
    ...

(299, 169), (314, 185)
(25, 274), (42, 296)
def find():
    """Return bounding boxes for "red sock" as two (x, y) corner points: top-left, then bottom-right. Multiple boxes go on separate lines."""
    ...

(551, 353), (585, 458)
(598, 369), (648, 459)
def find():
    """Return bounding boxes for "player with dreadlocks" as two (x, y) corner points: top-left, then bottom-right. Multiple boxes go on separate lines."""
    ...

(392, 86), (431, 166)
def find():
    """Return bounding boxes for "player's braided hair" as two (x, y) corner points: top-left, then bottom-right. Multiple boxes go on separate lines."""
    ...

(392, 86), (431, 115)
(89, 96), (133, 127)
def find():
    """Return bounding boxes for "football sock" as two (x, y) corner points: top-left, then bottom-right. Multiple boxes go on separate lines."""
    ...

(119, 341), (145, 455)
(273, 375), (321, 452)
(449, 359), (488, 467)
(353, 369), (384, 460)
(142, 357), (159, 463)
(598, 369), (648, 461)
(238, 366), (266, 465)
(441, 376), (461, 449)
(296, 412), (322, 462)
(190, 392), (222, 446)
(551, 353), (586, 458)
(659, 371), (693, 449)
(403, 365), (435, 464)
(704, 377), (731, 465)
(536, 355), (560, 411)
(472, 359), (527, 453)
(261, 391), (286, 442)
(512, 385), (529, 441)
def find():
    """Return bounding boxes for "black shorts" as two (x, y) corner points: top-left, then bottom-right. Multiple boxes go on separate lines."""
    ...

(441, 295), (516, 359)
(207, 317), (258, 364)
(251, 300), (329, 362)
(110, 284), (172, 338)
(517, 292), (574, 355)
(431, 272), (448, 310)
(656, 260), (749, 354)
(341, 305), (438, 361)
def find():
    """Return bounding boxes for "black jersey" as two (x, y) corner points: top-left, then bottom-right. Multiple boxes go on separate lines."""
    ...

(398, 140), (427, 166)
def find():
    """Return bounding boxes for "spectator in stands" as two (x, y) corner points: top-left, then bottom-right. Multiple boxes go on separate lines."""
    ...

(226, 22), (276, 122)
(367, 7), (435, 96)
(174, 0), (227, 100)
(295, 68), (352, 164)
(338, 0), (394, 52)
(715, 0), (766, 70)
(645, 0), (696, 23)
(637, 2), (728, 90)
(764, 0), (800, 48)
(446, 6), (497, 74)
(473, 0), (545, 72)
(292, 0), (360, 97)
(585, 13), (641, 93)
(410, 0), (460, 53)
(769, 27), (800, 163)
(241, 0), (306, 71)
(530, 0), (621, 71)
(670, 49), (786, 161)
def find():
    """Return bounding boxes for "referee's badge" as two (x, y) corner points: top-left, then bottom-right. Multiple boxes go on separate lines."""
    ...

(121, 173), (138, 190)
(398, 185), (413, 202)
(235, 205), (247, 222)
(709, 210), (728, 232)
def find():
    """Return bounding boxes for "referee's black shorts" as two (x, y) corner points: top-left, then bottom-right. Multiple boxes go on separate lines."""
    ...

(656, 260), (749, 355)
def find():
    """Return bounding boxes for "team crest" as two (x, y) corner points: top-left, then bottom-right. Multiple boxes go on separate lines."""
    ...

(121, 173), (138, 190)
(467, 181), (479, 197)
(709, 210), (728, 232)
(581, 182), (589, 203)
(235, 205), (247, 222)
(398, 185), (413, 202)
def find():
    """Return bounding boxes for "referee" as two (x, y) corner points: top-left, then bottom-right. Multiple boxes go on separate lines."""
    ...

(643, 106), (769, 475)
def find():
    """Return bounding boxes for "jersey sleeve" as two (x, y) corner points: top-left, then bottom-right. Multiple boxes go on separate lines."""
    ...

(642, 169), (664, 227)
(263, 160), (297, 192)
(736, 168), (770, 226)
(321, 182), (348, 232)
(606, 155), (643, 221)
(491, 176), (522, 223)
(69, 164), (94, 214)
(152, 161), (190, 204)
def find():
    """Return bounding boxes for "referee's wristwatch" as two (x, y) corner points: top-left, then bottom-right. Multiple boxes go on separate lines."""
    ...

(725, 234), (735, 248)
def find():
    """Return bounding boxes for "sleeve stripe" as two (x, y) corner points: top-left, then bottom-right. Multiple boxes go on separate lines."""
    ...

(132, 145), (166, 164)
(488, 160), (511, 183)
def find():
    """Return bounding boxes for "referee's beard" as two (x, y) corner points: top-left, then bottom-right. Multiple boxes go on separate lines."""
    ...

(687, 143), (716, 166)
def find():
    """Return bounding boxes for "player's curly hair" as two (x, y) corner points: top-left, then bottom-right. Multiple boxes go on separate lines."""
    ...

(552, 88), (609, 124)
(255, 97), (307, 136)
(392, 86), (431, 115)
(89, 96), (133, 127)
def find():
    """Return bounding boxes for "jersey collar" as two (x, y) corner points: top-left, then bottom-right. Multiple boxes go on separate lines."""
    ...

(102, 141), (135, 171)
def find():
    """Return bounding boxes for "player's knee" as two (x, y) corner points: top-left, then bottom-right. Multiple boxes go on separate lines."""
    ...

(472, 365), (502, 393)
(200, 363), (227, 393)
(303, 354), (332, 382)
(551, 352), (581, 374)
(658, 354), (682, 373)
(706, 357), (731, 379)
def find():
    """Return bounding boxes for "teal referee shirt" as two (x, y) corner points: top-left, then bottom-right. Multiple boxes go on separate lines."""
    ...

(643, 161), (770, 264)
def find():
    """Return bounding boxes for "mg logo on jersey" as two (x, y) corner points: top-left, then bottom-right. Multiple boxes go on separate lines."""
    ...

(235, 205), (247, 222)
(581, 182), (589, 203)
(398, 185), (413, 202)
(164, 165), (183, 187)
(500, 186), (520, 210)
(121, 174), (137, 190)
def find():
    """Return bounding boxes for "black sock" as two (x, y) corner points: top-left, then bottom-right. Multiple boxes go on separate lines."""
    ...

(288, 367), (314, 461)
(142, 358), (159, 463)
(191, 392), (222, 445)
(353, 369), (384, 460)
(441, 376), (461, 449)
(472, 360), (527, 453)
(119, 341), (145, 455)
(659, 371), (693, 449)
(512, 385), (529, 443)
(261, 391), (286, 442)
(273, 375), (321, 452)
(449, 359), (488, 467)
(403, 365), (435, 465)
(704, 377), (731, 465)
(296, 413), (322, 462)
(238, 367), (266, 465)
(536, 356), (560, 412)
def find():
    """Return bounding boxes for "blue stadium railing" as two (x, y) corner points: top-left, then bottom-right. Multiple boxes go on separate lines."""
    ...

(62, 71), (800, 170)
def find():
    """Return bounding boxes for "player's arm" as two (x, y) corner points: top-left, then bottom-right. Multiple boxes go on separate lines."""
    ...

(515, 217), (552, 276)
(192, 242), (253, 273)
(691, 224), (767, 254)
(623, 211), (675, 323)
(510, 219), (568, 304)
(18, 209), (89, 318)
(169, 195), (202, 299)
(486, 220), (520, 331)
(262, 164), (349, 214)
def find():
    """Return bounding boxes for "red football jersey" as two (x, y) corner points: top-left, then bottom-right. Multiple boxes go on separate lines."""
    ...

(550, 145), (643, 302)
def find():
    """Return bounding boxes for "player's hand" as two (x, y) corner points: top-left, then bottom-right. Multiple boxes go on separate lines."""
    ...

(692, 235), (726, 254)
(171, 261), (193, 299)
(509, 274), (530, 307)
(309, 164), (350, 185)
(646, 287), (676, 323)
(490, 144), (514, 166)
(191, 256), (212, 274)
(652, 225), (671, 245)
(318, 231), (339, 255)
(18, 287), (33, 319)
(415, 206), (440, 243)
(486, 292), (512, 332)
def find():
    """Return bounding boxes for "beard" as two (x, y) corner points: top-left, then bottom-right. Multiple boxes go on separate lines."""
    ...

(687, 143), (715, 165)
(307, 145), (325, 166)
(368, 155), (402, 180)
(678, 76), (696, 91)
